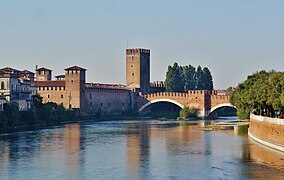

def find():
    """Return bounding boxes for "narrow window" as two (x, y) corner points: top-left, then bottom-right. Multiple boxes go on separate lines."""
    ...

(108, 103), (111, 108)
(90, 102), (92, 107)
(61, 94), (64, 98)
(132, 73), (134, 76)
(100, 103), (103, 107)
(48, 94), (50, 98)
(90, 94), (92, 99)
(0, 82), (4, 90)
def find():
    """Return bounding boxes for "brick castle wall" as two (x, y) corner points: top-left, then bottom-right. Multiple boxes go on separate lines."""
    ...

(85, 88), (132, 114)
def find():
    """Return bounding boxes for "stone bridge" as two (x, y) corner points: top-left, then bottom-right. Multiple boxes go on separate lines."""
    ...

(137, 90), (234, 118)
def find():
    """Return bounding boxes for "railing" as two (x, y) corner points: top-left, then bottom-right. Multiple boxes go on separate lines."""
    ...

(250, 114), (284, 126)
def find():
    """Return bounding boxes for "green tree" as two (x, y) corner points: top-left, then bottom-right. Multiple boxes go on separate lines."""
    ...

(179, 106), (198, 119)
(3, 102), (20, 127)
(165, 62), (183, 92)
(183, 65), (196, 91)
(230, 70), (284, 119)
(195, 65), (203, 90)
(165, 63), (214, 92)
(202, 67), (213, 90)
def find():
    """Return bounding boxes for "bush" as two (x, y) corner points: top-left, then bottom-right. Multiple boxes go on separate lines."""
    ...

(179, 107), (198, 119)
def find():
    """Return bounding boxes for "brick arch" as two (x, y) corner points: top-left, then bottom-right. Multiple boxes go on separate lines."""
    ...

(138, 98), (184, 113)
(210, 103), (236, 114)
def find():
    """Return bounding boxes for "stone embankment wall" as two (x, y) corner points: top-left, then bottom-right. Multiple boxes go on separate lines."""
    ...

(249, 114), (284, 152)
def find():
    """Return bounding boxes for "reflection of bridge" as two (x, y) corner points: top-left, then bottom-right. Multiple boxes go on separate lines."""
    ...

(137, 90), (234, 118)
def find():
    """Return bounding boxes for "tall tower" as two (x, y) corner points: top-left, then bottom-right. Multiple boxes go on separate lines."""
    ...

(126, 48), (150, 94)
(35, 66), (52, 81)
(64, 66), (86, 111)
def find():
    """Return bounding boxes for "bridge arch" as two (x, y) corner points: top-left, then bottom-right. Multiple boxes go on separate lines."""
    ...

(138, 98), (184, 113)
(210, 103), (235, 113)
(208, 103), (236, 117)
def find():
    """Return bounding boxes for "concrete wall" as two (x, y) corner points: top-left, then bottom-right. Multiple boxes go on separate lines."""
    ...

(249, 114), (284, 152)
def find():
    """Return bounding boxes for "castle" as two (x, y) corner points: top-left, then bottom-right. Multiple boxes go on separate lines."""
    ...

(0, 48), (166, 113)
(31, 48), (164, 114)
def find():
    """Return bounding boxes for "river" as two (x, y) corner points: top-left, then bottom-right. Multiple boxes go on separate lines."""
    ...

(1, 119), (284, 179)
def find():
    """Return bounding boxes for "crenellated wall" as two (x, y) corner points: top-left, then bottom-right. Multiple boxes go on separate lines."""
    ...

(138, 90), (232, 117)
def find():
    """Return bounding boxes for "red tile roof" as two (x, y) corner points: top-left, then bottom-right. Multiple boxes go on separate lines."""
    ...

(34, 80), (65, 87)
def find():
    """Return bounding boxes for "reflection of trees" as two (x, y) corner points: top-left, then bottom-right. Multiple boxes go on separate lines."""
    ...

(0, 124), (86, 179)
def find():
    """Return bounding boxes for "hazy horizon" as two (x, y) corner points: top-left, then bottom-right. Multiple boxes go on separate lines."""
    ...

(1, 0), (284, 89)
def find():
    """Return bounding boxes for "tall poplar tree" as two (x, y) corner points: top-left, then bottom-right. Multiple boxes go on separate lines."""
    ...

(202, 67), (213, 90)
(183, 65), (196, 91)
(195, 66), (203, 90)
(165, 63), (214, 92)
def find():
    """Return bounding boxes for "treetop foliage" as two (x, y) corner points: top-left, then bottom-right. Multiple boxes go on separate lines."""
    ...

(230, 70), (284, 119)
(165, 62), (213, 92)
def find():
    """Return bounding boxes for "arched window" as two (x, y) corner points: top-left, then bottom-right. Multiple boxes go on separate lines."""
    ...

(1, 82), (4, 90)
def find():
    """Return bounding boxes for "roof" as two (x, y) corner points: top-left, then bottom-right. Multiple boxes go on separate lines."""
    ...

(37, 67), (52, 71)
(0, 67), (21, 74)
(85, 83), (128, 90)
(34, 80), (65, 87)
(55, 75), (65, 78)
(20, 69), (35, 75)
(64, 65), (86, 71)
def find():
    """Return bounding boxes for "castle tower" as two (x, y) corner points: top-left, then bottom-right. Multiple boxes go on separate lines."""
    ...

(126, 48), (150, 94)
(35, 66), (52, 81)
(64, 66), (86, 111)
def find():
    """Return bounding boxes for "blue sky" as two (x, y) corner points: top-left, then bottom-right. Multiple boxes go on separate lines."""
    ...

(0, 0), (284, 89)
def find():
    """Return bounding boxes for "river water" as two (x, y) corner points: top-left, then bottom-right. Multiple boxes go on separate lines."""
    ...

(1, 120), (284, 179)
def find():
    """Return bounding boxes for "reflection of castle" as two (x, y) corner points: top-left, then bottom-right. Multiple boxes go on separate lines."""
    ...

(33, 48), (165, 114)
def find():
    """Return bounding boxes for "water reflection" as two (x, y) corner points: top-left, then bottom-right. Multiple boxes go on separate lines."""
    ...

(126, 123), (150, 179)
(241, 137), (284, 178)
(63, 124), (82, 179)
(1, 120), (284, 179)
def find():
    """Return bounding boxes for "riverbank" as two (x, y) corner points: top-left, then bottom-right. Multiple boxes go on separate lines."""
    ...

(0, 113), (141, 134)
(249, 114), (284, 152)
